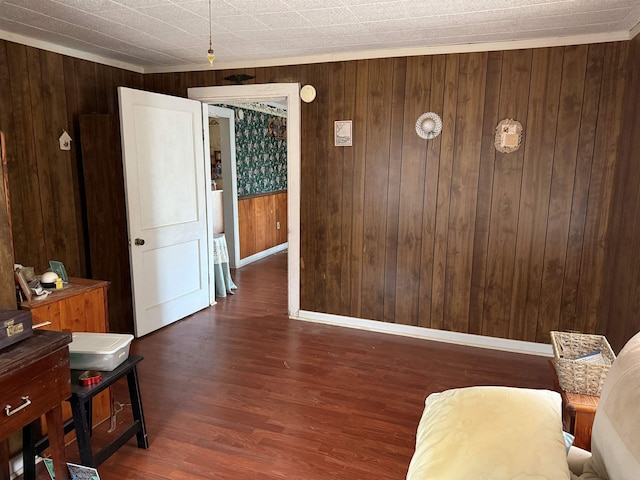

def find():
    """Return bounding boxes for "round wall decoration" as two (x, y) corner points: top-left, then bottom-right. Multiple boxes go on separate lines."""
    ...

(415, 112), (442, 140)
(300, 84), (317, 103)
(494, 119), (523, 153)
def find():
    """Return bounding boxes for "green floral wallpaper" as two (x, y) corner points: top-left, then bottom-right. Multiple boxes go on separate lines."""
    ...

(229, 105), (287, 197)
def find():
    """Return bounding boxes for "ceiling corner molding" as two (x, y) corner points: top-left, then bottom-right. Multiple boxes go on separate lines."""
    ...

(0, 29), (144, 73)
(146, 30), (631, 75)
(0, 27), (634, 76)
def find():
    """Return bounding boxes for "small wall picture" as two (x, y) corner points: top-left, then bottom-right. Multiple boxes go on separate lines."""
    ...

(334, 120), (352, 147)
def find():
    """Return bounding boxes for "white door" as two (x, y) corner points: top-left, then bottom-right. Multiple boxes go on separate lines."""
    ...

(119, 87), (211, 337)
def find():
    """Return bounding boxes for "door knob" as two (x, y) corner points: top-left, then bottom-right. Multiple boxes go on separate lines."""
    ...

(134, 238), (145, 246)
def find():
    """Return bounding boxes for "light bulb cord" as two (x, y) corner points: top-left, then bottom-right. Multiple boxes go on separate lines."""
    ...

(208, 0), (212, 49)
(207, 0), (214, 66)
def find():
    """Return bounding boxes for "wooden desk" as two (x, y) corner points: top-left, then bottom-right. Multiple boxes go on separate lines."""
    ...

(0, 330), (71, 480)
(549, 360), (599, 450)
(20, 279), (112, 429)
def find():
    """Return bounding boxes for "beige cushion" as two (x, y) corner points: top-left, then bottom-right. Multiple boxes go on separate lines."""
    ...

(579, 331), (640, 480)
(406, 386), (570, 480)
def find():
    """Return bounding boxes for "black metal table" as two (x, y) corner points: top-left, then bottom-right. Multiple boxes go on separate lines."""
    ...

(23, 355), (149, 477)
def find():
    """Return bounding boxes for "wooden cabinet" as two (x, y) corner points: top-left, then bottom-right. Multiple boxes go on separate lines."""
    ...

(20, 279), (111, 429)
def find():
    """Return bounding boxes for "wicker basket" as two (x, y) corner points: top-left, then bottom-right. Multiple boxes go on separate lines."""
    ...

(550, 331), (616, 397)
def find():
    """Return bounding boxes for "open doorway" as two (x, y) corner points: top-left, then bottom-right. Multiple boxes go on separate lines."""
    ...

(207, 102), (289, 269)
(188, 84), (301, 318)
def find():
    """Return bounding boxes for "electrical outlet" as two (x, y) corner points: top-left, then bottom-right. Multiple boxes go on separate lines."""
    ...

(276, 221), (281, 230)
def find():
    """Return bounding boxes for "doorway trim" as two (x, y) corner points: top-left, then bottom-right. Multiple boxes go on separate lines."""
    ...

(207, 105), (240, 268)
(188, 83), (301, 318)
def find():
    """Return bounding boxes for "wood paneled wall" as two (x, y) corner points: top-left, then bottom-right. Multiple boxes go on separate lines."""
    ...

(0, 39), (142, 330)
(238, 191), (287, 259)
(145, 44), (630, 344)
(1, 37), (635, 345)
(601, 34), (640, 352)
(0, 40), (143, 279)
(292, 44), (626, 344)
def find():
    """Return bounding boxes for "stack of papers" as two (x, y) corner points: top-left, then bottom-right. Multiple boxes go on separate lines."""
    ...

(574, 350), (607, 364)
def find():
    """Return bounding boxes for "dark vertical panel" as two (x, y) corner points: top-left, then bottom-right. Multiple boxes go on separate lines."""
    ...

(74, 59), (98, 114)
(62, 56), (89, 277)
(509, 47), (563, 342)
(339, 62), (357, 312)
(537, 45), (588, 341)
(418, 55), (445, 328)
(325, 62), (346, 315)
(161, 73), (179, 96)
(361, 58), (394, 321)
(348, 61), (369, 317)
(109, 68), (126, 112)
(482, 49), (532, 339)
(395, 55), (431, 326)
(382, 57), (406, 323)
(94, 63), (112, 113)
(430, 54), (458, 330)
(37, 50), (82, 275)
(469, 51), (502, 335)
(174, 70), (189, 97)
(0, 40), (16, 308)
(124, 68), (144, 90)
(603, 35), (640, 351)
(311, 63), (331, 312)
(299, 64), (320, 311)
(559, 44), (605, 333)
(5, 43), (47, 270)
(79, 114), (133, 334)
(445, 51), (487, 333)
(576, 42), (628, 335)
(143, 73), (156, 92)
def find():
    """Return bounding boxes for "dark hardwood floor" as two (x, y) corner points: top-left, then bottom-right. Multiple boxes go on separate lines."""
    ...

(28, 250), (555, 479)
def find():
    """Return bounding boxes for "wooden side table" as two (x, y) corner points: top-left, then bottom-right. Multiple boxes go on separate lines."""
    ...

(0, 330), (72, 480)
(549, 360), (599, 450)
(23, 355), (149, 478)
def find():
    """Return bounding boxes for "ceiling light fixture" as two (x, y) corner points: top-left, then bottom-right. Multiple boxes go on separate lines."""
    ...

(206, 0), (215, 67)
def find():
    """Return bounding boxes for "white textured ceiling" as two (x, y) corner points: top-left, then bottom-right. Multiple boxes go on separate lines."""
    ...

(0, 0), (639, 73)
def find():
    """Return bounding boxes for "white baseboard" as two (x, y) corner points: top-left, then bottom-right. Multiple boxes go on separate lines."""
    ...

(292, 310), (553, 357)
(236, 243), (288, 268)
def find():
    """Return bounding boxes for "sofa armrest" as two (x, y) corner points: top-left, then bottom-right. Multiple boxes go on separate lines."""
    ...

(567, 446), (591, 476)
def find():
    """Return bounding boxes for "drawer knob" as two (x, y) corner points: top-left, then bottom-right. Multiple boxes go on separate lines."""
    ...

(4, 396), (32, 417)
(134, 238), (145, 246)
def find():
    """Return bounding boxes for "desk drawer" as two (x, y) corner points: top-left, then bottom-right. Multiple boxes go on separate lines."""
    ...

(0, 347), (70, 438)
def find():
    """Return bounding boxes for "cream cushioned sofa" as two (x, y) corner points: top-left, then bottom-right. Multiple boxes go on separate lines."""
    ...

(406, 331), (640, 480)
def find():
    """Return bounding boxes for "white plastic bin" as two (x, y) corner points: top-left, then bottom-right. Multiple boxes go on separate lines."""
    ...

(69, 332), (134, 371)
